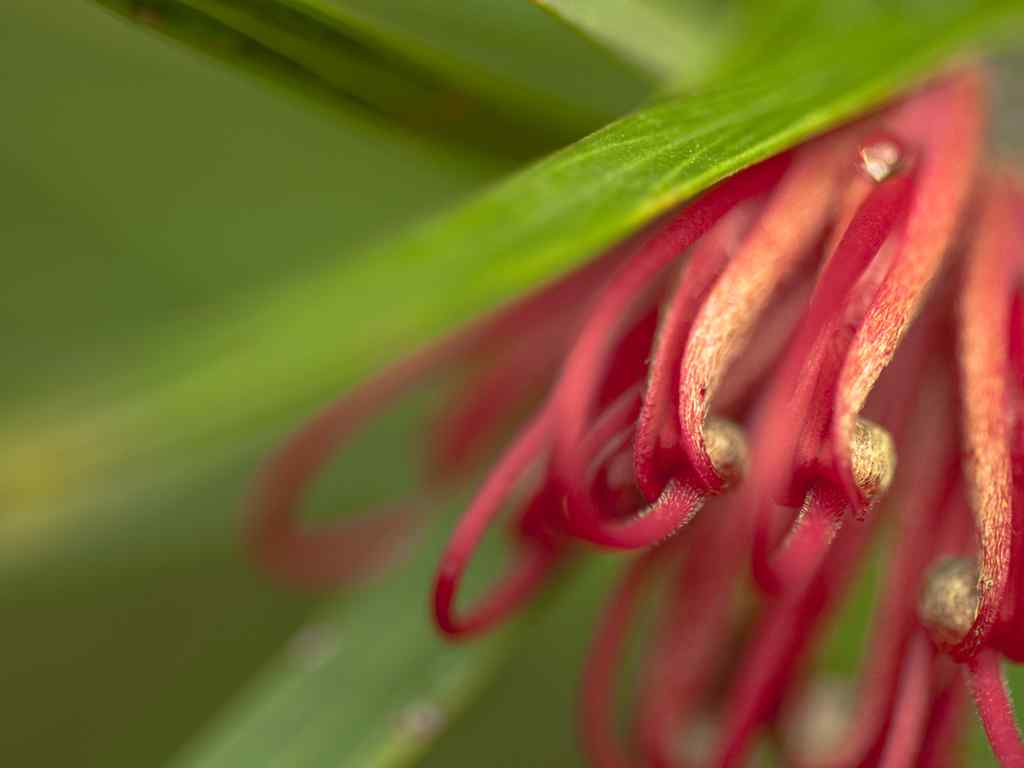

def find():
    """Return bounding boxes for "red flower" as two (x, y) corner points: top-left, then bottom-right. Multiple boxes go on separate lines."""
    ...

(248, 68), (1024, 766)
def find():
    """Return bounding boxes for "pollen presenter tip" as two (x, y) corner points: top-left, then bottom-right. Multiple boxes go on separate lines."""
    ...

(849, 417), (896, 501)
(919, 557), (980, 646)
(859, 139), (904, 182)
(704, 417), (748, 489)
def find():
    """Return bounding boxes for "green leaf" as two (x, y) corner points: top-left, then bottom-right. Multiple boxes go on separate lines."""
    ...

(276, 0), (653, 128)
(169, 506), (513, 768)
(532, 0), (735, 85)
(92, 0), (652, 156)
(173, 529), (626, 768)
(419, 556), (627, 768)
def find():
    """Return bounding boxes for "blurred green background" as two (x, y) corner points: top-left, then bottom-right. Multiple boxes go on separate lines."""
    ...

(2, 1), (1021, 766)
(1, 1), (495, 764)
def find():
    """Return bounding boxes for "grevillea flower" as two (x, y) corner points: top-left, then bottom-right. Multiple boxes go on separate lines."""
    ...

(248, 68), (1024, 765)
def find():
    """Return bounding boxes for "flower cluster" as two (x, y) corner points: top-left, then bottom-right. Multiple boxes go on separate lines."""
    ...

(248, 69), (1024, 766)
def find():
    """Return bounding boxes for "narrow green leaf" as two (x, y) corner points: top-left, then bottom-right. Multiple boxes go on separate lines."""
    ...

(531, 0), (734, 85)
(92, 0), (652, 156)
(169, 507), (515, 768)
(418, 557), (626, 768)
(274, 0), (653, 129)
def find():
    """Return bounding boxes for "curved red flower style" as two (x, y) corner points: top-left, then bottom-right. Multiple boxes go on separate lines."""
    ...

(248, 68), (1024, 766)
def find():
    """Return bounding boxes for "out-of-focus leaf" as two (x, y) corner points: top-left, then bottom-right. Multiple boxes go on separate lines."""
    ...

(176, 536), (626, 768)
(170, 505), (513, 768)
(532, 0), (734, 85)
(93, 0), (652, 156)
(278, 0), (653, 126)
(7, 0), (1019, 564)
(418, 556), (625, 768)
